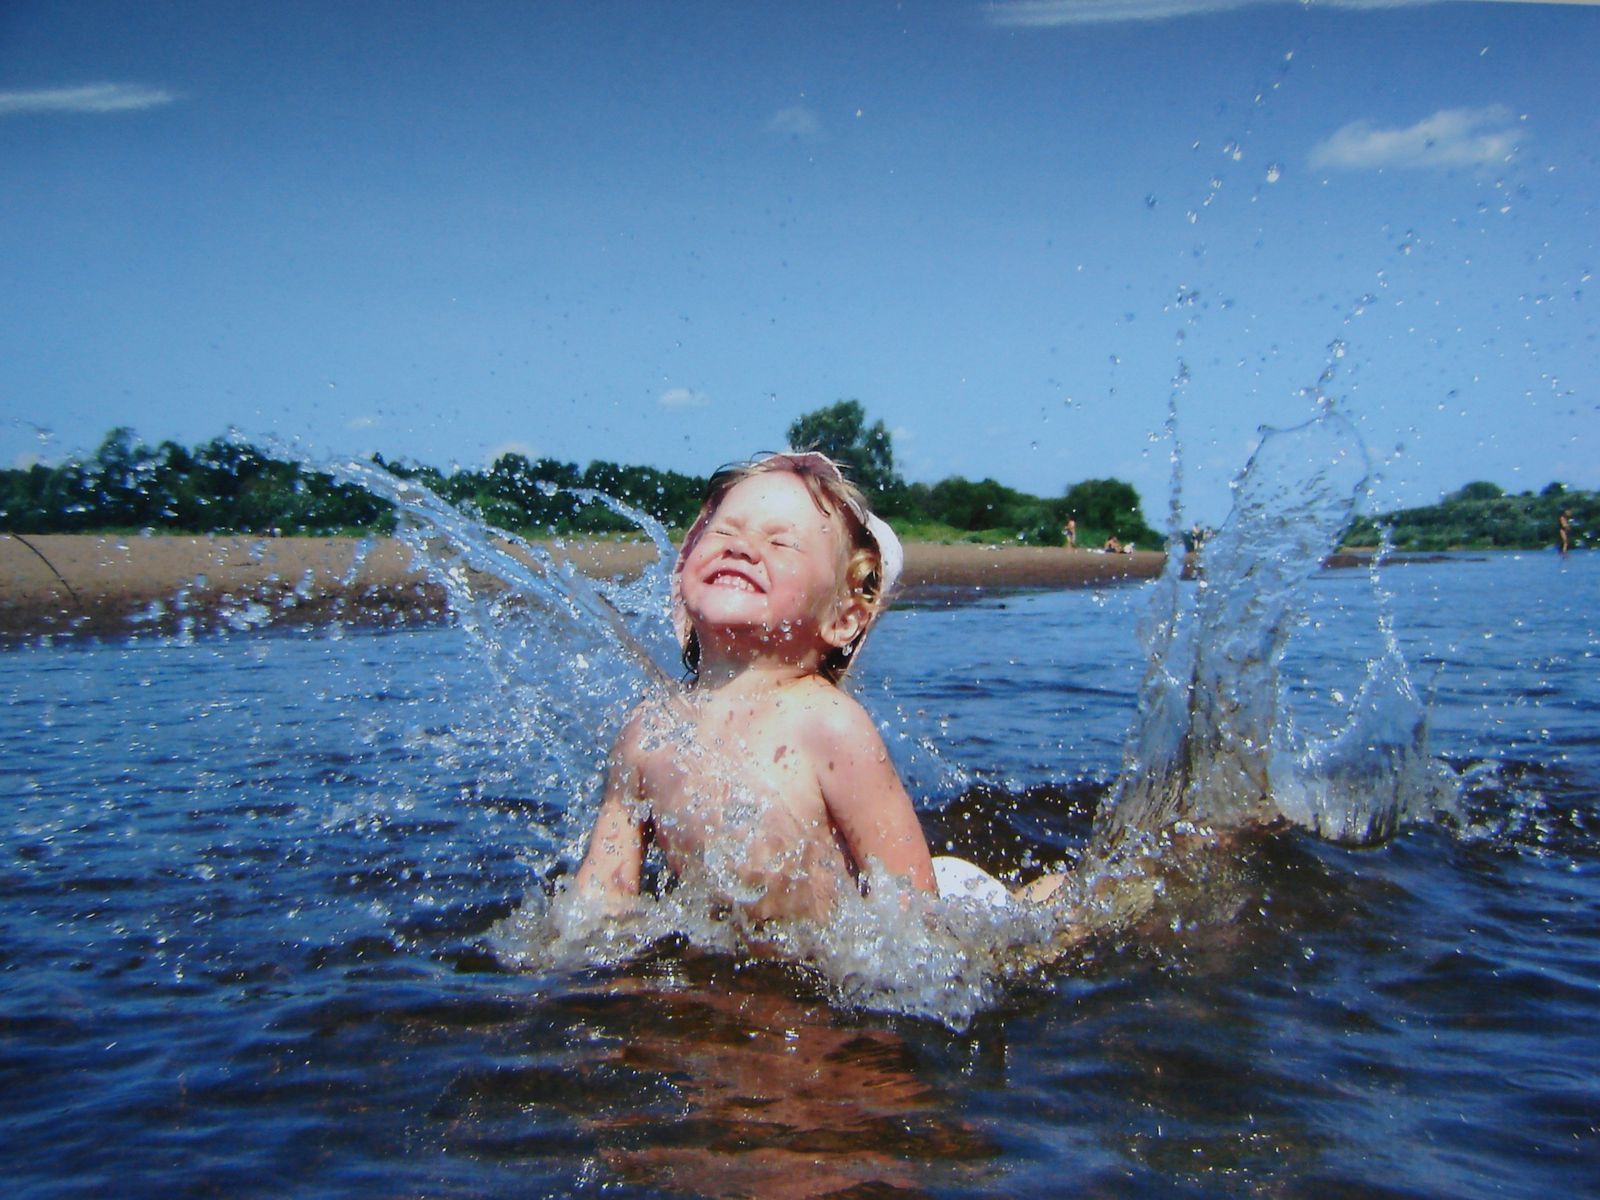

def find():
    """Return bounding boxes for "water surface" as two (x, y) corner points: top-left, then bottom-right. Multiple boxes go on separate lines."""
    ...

(3, 552), (1597, 1197)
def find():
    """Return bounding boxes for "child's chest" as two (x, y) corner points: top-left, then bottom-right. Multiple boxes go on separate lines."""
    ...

(635, 698), (827, 831)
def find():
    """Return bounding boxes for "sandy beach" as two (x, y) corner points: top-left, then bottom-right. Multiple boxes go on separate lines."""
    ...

(0, 533), (1166, 640)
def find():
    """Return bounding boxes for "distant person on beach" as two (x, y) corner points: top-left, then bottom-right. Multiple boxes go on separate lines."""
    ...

(1559, 510), (1572, 555)
(575, 451), (1060, 928)
(1103, 535), (1122, 554)
(1064, 518), (1077, 549)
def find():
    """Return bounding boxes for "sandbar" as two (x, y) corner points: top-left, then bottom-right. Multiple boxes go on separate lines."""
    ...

(0, 533), (1166, 641)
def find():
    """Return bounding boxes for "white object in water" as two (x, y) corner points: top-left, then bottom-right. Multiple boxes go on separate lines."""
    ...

(933, 856), (1014, 908)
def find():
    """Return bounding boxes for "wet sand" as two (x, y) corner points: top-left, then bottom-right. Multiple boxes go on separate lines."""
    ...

(0, 534), (1165, 640)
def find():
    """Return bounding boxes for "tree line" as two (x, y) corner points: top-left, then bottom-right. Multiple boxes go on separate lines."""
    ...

(0, 428), (394, 536)
(0, 403), (1162, 547)
(787, 401), (1159, 547)
(1345, 480), (1593, 552)
(6, 413), (1584, 552)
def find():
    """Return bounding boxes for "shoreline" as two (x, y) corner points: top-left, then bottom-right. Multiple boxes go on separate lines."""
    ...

(1, 533), (1168, 641)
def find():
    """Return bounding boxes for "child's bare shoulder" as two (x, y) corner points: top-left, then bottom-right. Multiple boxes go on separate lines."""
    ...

(611, 697), (671, 764)
(782, 679), (886, 754)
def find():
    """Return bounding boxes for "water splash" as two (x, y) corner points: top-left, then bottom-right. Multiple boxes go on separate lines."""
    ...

(317, 428), (1456, 1026)
(325, 457), (680, 850)
(1094, 405), (1455, 860)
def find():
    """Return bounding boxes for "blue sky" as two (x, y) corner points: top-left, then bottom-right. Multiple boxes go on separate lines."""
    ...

(2, 0), (1595, 525)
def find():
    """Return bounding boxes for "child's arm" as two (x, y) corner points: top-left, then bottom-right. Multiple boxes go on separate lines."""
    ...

(809, 693), (937, 895)
(573, 722), (648, 910)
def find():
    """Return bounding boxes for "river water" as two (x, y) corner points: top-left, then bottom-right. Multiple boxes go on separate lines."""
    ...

(3, 538), (1596, 1197)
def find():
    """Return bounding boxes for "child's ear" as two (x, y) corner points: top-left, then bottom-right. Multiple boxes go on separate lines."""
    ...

(820, 595), (870, 651)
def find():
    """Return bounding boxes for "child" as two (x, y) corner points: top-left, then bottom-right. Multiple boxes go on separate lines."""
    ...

(573, 451), (1056, 929)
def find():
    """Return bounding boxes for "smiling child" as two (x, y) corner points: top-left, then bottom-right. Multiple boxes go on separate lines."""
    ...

(573, 451), (1064, 930)
(573, 451), (936, 925)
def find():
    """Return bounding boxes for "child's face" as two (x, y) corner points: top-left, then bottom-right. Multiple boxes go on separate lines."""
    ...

(677, 471), (858, 659)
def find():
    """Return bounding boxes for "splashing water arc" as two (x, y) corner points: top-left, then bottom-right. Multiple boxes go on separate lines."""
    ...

(1097, 407), (1451, 858)
(327, 456), (684, 854)
(320, 402), (1452, 1017)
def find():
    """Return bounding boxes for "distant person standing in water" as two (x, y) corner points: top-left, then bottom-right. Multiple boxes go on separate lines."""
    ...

(1559, 510), (1572, 555)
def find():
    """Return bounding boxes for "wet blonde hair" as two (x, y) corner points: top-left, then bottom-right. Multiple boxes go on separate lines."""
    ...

(676, 454), (888, 683)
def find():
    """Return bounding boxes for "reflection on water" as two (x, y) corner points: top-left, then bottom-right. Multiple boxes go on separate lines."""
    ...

(434, 956), (1000, 1198)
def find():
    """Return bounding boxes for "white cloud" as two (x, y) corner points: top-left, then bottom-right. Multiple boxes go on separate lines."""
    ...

(988, 0), (1257, 24)
(0, 82), (179, 117)
(1309, 106), (1520, 170)
(659, 387), (711, 409)
(767, 105), (823, 139)
(486, 440), (538, 465)
(985, 0), (1598, 26)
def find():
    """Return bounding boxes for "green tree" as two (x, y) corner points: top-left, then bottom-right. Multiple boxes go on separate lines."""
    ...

(480, 453), (585, 530)
(926, 476), (1027, 531)
(0, 459), (95, 532)
(1449, 481), (1504, 503)
(785, 400), (901, 499)
(90, 426), (159, 527)
(1062, 478), (1157, 545)
(582, 460), (705, 530)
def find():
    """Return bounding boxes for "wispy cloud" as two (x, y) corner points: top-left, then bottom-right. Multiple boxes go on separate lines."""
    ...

(985, 0), (1599, 27)
(988, 0), (1258, 24)
(767, 105), (823, 140)
(486, 440), (538, 465)
(1309, 105), (1520, 170)
(659, 387), (711, 409)
(0, 82), (179, 117)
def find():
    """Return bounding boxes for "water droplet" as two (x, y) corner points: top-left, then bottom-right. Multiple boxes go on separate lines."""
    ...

(1265, 163), (1281, 184)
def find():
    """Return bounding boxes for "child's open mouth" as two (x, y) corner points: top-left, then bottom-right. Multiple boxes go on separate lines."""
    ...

(706, 570), (762, 593)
